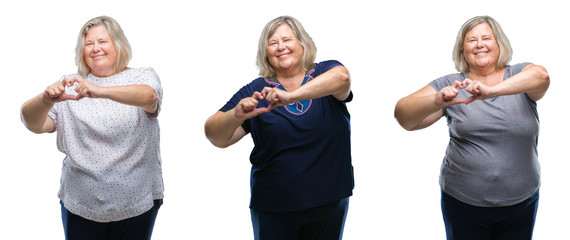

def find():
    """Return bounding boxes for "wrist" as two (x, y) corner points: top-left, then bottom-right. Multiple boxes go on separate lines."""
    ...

(95, 86), (109, 99)
(289, 90), (303, 103)
(230, 108), (247, 124)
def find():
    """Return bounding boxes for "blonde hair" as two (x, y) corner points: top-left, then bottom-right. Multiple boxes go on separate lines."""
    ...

(452, 15), (512, 73)
(75, 16), (132, 77)
(256, 16), (316, 78)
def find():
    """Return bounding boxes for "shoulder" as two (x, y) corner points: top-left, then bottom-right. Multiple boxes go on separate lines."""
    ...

(312, 60), (344, 77)
(505, 62), (532, 76)
(125, 67), (157, 76)
(315, 60), (344, 70)
(428, 72), (465, 91)
(122, 67), (160, 82)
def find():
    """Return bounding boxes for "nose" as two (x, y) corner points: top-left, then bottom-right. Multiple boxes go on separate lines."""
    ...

(92, 42), (101, 52)
(277, 42), (286, 51)
(476, 39), (485, 48)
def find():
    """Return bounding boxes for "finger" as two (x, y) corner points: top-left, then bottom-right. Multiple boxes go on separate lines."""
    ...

(60, 93), (81, 101)
(62, 78), (74, 87)
(54, 84), (66, 96)
(241, 98), (259, 111)
(265, 91), (275, 102)
(252, 91), (264, 100)
(469, 83), (480, 94)
(267, 102), (278, 111)
(247, 107), (269, 118)
(447, 97), (467, 106)
(441, 88), (458, 100)
(75, 83), (90, 97)
(452, 98), (467, 105)
(241, 103), (254, 112)
(452, 80), (463, 89)
(269, 90), (284, 103)
(260, 87), (273, 98)
(71, 76), (84, 83)
(46, 88), (57, 98)
(74, 86), (83, 97)
(53, 84), (64, 95)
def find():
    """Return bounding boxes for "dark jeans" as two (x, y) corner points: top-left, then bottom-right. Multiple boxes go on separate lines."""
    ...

(251, 198), (349, 240)
(61, 199), (162, 240)
(441, 190), (539, 240)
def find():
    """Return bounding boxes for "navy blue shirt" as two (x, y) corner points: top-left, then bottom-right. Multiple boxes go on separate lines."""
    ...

(220, 60), (354, 213)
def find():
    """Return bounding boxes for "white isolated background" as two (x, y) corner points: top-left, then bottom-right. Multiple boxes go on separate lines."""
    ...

(1, 0), (567, 239)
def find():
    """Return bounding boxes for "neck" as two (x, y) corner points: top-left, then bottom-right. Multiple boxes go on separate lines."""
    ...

(91, 69), (115, 78)
(91, 67), (126, 78)
(469, 66), (497, 78)
(276, 67), (304, 82)
(469, 66), (505, 85)
(275, 68), (306, 92)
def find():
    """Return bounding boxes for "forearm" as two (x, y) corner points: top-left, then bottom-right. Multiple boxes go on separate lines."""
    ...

(21, 94), (55, 133)
(395, 94), (441, 131)
(492, 65), (550, 101)
(292, 66), (351, 102)
(99, 85), (158, 113)
(205, 110), (245, 148)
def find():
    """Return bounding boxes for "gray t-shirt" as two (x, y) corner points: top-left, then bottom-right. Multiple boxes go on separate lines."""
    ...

(429, 63), (540, 207)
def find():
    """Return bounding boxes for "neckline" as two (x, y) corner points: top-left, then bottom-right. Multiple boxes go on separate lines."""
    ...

(267, 64), (316, 91)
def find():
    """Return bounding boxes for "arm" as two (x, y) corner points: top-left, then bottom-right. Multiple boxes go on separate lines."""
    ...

(21, 94), (56, 134)
(263, 65), (351, 109)
(465, 64), (550, 103)
(21, 79), (79, 133)
(394, 81), (467, 131)
(72, 76), (159, 114)
(205, 92), (269, 148)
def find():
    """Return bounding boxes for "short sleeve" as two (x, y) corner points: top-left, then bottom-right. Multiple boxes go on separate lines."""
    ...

(138, 68), (163, 118)
(506, 62), (532, 76)
(220, 83), (254, 113)
(314, 60), (343, 74)
(47, 106), (58, 128)
(219, 80), (257, 133)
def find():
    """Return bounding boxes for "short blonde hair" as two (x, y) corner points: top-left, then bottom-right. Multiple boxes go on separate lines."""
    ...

(256, 16), (316, 78)
(452, 15), (512, 73)
(75, 16), (132, 77)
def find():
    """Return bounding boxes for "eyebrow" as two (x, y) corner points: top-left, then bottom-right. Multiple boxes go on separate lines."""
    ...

(466, 34), (493, 39)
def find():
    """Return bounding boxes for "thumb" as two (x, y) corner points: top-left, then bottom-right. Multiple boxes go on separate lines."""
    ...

(247, 107), (269, 118)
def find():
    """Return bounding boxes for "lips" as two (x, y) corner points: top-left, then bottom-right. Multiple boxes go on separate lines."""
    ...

(91, 54), (106, 59)
(277, 52), (291, 58)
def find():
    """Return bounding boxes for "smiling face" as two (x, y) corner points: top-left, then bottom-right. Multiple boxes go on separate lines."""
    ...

(83, 25), (117, 77)
(463, 23), (500, 71)
(266, 24), (304, 76)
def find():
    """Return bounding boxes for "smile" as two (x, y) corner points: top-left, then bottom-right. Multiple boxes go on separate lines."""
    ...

(277, 53), (291, 58)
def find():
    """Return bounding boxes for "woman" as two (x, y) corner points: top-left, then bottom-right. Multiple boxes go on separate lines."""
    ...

(205, 16), (353, 240)
(20, 16), (164, 240)
(395, 16), (549, 240)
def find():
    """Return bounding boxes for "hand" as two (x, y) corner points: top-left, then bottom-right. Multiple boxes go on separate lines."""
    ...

(261, 86), (295, 111)
(42, 78), (81, 103)
(234, 91), (270, 121)
(464, 78), (494, 104)
(435, 80), (468, 107)
(71, 76), (104, 99)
